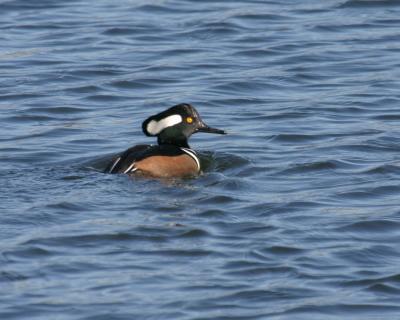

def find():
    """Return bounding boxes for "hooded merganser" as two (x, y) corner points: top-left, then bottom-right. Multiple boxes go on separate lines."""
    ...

(105, 103), (226, 178)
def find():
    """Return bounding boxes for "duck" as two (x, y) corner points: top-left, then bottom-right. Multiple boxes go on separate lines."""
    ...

(104, 103), (226, 178)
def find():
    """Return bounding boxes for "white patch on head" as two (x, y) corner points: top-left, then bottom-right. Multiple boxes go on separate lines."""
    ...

(146, 114), (182, 135)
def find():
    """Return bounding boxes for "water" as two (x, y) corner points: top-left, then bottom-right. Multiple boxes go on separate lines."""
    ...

(1, 0), (400, 319)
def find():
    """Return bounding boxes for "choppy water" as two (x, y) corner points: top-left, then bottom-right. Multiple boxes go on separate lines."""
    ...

(2, 0), (400, 319)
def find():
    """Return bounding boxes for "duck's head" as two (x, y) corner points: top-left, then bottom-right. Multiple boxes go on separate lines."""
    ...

(142, 103), (226, 148)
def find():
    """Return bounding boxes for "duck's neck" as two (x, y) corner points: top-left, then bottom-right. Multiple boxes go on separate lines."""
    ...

(157, 136), (190, 149)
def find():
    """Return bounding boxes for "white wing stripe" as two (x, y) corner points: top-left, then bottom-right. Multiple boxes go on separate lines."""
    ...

(123, 163), (136, 174)
(109, 157), (121, 173)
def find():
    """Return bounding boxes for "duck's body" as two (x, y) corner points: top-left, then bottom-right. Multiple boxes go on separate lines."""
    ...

(105, 144), (200, 178)
(105, 103), (225, 178)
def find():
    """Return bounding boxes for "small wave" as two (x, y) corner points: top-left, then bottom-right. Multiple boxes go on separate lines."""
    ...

(233, 12), (289, 22)
(102, 27), (136, 36)
(198, 194), (236, 204)
(367, 283), (400, 295)
(334, 244), (399, 266)
(278, 160), (340, 175)
(372, 114), (400, 120)
(3, 246), (54, 262)
(85, 94), (126, 102)
(339, 0), (400, 8)
(27, 105), (88, 114)
(108, 80), (156, 90)
(199, 151), (249, 173)
(136, 4), (189, 14)
(5, 114), (57, 123)
(63, 85), (101, 94)
(363, 164), (400, 174)
(336, 184), (400, 200)
(68, 68), (124, 78)
(343, 273), (400, 287)
(0, 93), (42, 101)
(0, 0), (64, 11)
(268, 133), (322, 143)
(0, 270), (28, 282)
(336, 219), (400, 233)
(259, 245), (305, 256)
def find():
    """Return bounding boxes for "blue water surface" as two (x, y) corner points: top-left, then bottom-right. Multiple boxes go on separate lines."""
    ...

(1, 0), (400, 319)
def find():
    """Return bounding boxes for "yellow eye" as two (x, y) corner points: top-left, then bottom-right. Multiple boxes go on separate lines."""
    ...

(186, 117), (193, 124)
